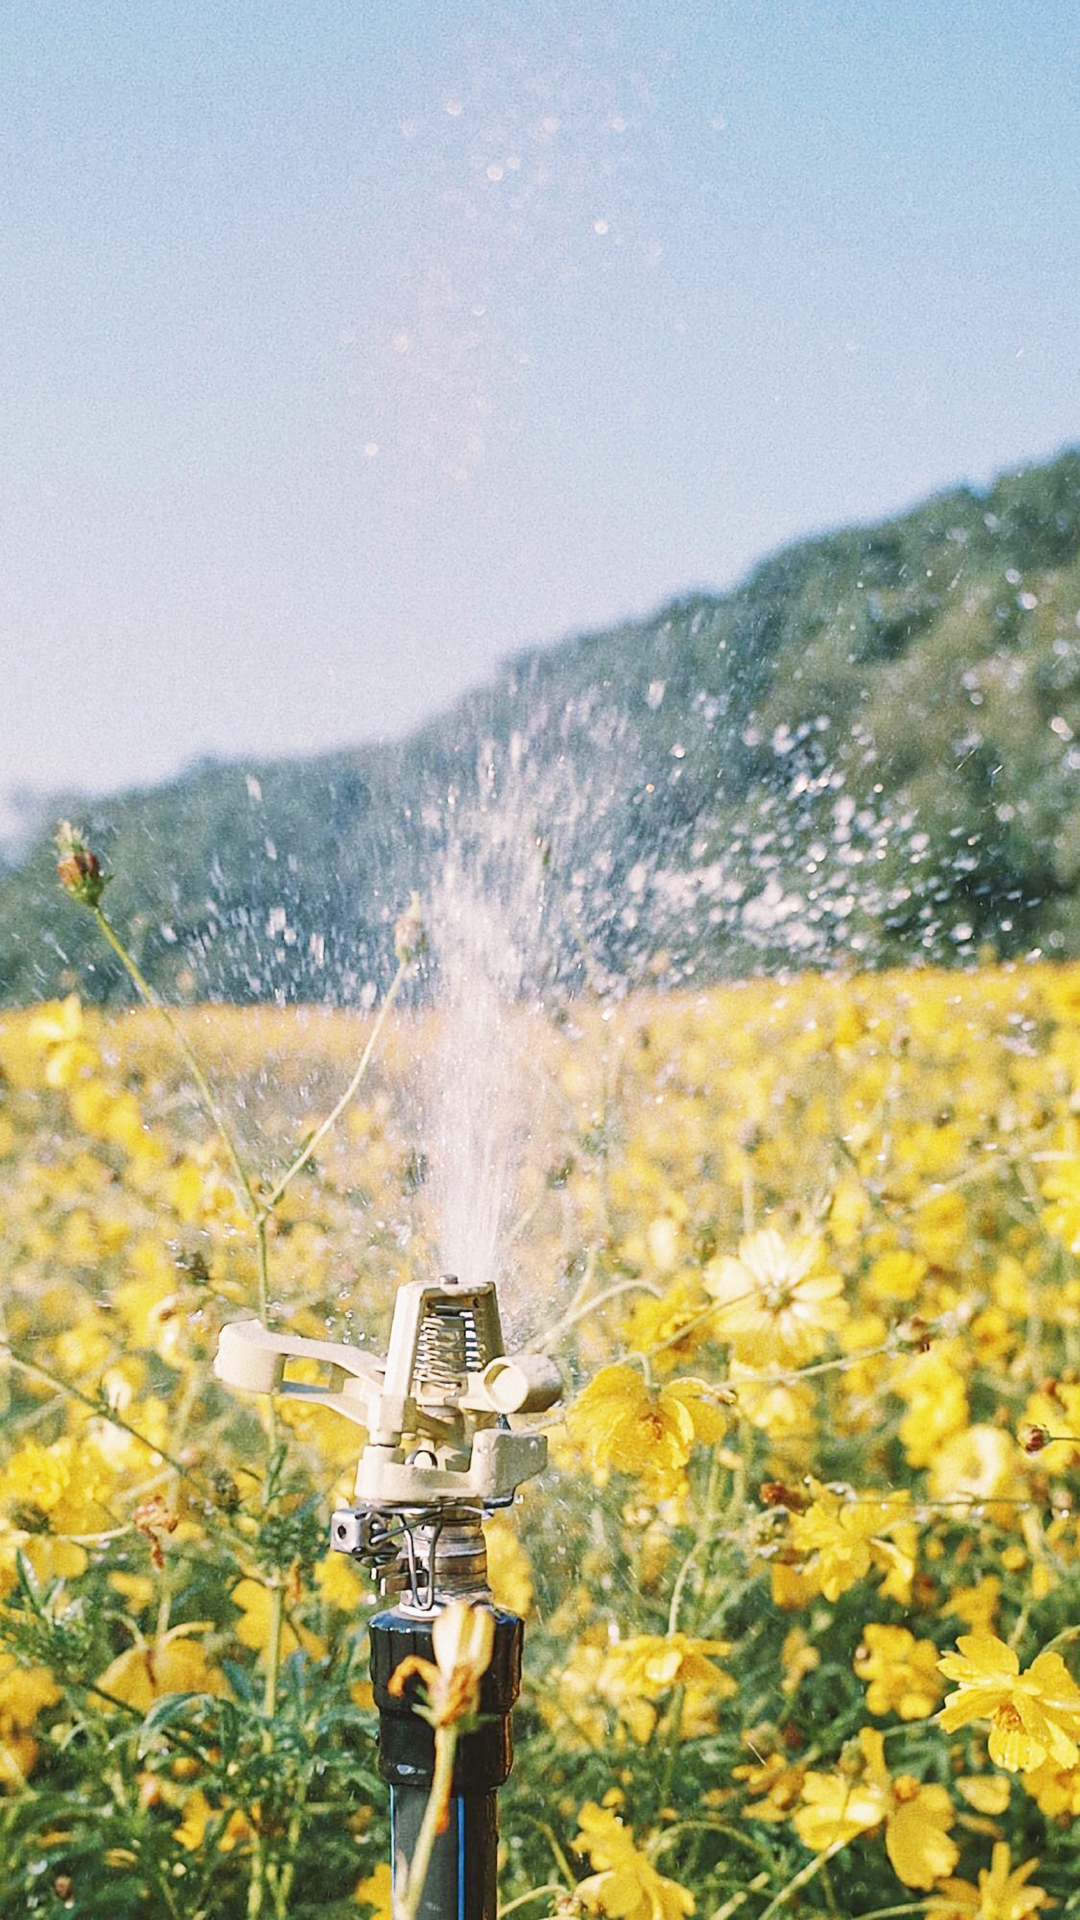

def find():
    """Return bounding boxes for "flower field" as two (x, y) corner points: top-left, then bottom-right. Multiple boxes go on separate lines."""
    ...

(2, 958), (1080, 1918)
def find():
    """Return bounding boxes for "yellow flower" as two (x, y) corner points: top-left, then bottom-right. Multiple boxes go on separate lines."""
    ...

(96, 1624), (228, 1710)
(938, 1631), (1080, 1772)
(912, 1188), (968, 1269)
(173, 1788), (253, 1853)
(951, 1576), (1002, 1636)
(1020, 1753), (1080, 1818)
(621, 1277), (712, 1374)
(1040, 1156), (1080, 1253)
(927, 1426), (1021, 1527)
(314, 1550), (366, 1613)
(1020, 1382), (1080, 1473)
(354, 1860), (393, 1916)
(604, 1633), (735, 1703)
(789, 1481), (915, 1604)
(735, 1750), (807, 1821)
(926, 1842), (1052, 1920)
(893, 1346), (969, 1469)
(483, 1519), (533, 1617)
(230, 1580), (324, 1662)
(536, 1641), (610, 1749)
(0, 1656), (62, 1788)
(565, 1366), (726, 1499)
(705, 1228), (847, 1366)
(573, 1801), (694, 1920)
(793, 1727), (958, 1889)
(728, 1360), (815, 1439)
(780, 1626), (820, 1696)
(855, 1624), (945, 1719)
(864, 1249), (928, 1305)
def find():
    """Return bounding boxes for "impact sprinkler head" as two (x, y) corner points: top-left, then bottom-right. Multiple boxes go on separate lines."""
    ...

(215, 1273), (562, 1609)
(216, 1275), (561, 1918)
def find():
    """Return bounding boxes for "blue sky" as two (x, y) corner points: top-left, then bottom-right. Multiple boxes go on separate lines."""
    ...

(2, 0), (1078, 827)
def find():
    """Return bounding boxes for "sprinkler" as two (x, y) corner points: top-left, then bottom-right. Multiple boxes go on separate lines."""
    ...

(216, 1276), (562, 1919)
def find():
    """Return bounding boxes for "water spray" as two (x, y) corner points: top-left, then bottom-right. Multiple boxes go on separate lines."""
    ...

(215, 1275), (562, 1918)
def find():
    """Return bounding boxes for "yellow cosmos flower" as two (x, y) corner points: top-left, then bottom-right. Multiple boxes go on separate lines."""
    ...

(314, 1550), (366, 1613)
(927, 1426), (1021, 1527)
(793, 1727), (958, 1889)
(893, 1346), (969, 1469)
(1020, 1753), (1080, 1818)
(728, 1359), (815, 1439)
(1040, 1156), (1080, 1253)
(230, 1581), (325, 1662)
(173, 1789), (254, 1854)
(855, 1624), (945, 1719)
(621, 1277), (712, 1374)
(704, 1228), (847, 1366)
(926, 1842), (1052, 1920)
(951, 1576), (1002, 1636)
(354, 1860), (393, 1916)
(938, 1631), (1080, 1773)
(789, 1481), (915, 1604)
(604, 1633), (735, 1703)
(483, 1519), (533, 1617)
(0, 1657), (62, 1787)
(96, 1624), (228, 1710)
(566, 1366), (727, 1499)
(864, 1249), (928, 1305)
(573, 1800), (694, 1920)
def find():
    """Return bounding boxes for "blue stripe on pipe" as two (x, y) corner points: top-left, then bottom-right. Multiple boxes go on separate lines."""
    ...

(457, 1797), (466, 1920)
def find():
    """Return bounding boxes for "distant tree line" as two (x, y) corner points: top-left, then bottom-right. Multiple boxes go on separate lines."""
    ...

(2, 447), (1078, 1006)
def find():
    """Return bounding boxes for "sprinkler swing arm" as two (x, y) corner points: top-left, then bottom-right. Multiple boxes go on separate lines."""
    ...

(215, 1274), (561, 1544)
(215, 1275), (562, 1920)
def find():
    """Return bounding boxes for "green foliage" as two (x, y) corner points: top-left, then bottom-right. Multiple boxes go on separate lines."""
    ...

(2, 448), (1079, 1003)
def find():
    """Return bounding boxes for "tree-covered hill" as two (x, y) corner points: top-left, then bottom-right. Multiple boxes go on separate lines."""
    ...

(3, 447), (1079, 1004)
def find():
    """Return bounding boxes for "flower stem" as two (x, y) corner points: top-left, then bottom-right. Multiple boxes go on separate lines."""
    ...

(395, 1724), (459, 1920)
(263, 1579), (285, 1720)
(755, 1840), (847, 1920)
(498, 1887), (566, 1916)
(92, 905), (257, 1225)
(260, 958), (408, 1216)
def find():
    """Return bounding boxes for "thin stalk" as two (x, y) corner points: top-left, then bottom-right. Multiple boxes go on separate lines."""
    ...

(656, 1687), (686, 1810)
(260, 959), (408, 1215)
(706, 1872), (771, 1920)
(254, 1216), (278, 1448)
(92, 906), (257, 1224)
(851, 1906), (933, 1920)
(818, 1858), (841, 1920)
(273, 1781), (311, 1918)
(498, 1888), (567, 1917)
(755, 1840), (846, 1920)
(1037, 1622), (1080, 1657)
(539, 1278), (660, 1351)
(533, 1820), (576, 1889)
(262, 1581), (285, 1720)
(0, 1343), (197, 1490)
(247, 1829), (268, 1920)
(395, 1724), (459, 1920)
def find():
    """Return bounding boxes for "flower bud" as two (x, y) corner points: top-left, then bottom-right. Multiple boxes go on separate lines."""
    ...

(759, 1480), (809, 1513)
(393, 890), (427, 965)
(55, 820), (108, 908)
(892, 1315), (932, 1354)
(1019, 1423), (1050, 1454)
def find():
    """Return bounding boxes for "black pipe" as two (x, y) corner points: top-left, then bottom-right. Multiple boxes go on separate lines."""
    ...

(389, 1786), (499, 1920)
(370, 1606), (523, 1920)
